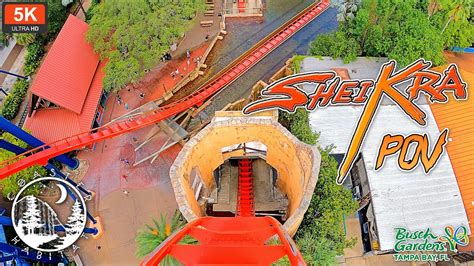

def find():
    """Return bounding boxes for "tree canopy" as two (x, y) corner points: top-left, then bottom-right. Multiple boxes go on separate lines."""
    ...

(87, 0), (205, 92)
(309, 0), (474, 66)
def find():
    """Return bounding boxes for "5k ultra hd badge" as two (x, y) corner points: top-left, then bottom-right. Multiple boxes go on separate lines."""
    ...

(2, 2), (47, 33)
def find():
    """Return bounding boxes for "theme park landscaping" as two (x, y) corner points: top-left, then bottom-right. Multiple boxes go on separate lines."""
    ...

(0, 0), (472, 265)
(279, 109), (358, 264)
(309, 0), (473, 66)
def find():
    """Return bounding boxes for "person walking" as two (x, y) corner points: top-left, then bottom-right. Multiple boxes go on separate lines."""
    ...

(122, 158), (131, 167)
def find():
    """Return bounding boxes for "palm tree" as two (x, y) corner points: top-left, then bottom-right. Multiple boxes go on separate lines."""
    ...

(135, 211), (196, 265)
(441, 0), (471, 33)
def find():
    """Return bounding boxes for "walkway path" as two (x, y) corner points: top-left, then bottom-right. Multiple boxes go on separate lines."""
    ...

(76, 4), (222, 265)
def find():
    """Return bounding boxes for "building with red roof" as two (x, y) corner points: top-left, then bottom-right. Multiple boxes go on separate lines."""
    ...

(25, 15), (108, 143)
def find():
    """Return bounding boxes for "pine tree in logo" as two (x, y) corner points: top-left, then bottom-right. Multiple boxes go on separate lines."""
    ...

(20, 196), (44, 236)
(66, 200), (84, 236)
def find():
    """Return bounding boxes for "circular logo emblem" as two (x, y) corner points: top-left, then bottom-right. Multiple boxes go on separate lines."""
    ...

(12, 177), (87, 252)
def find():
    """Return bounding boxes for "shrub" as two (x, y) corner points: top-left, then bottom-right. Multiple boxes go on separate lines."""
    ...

(0, 33), (11, 47)
(23, 42), (45, 76)
(13, 33), (36, 46)
(279, 109), (319, 145)
(0, 80), (30, 120)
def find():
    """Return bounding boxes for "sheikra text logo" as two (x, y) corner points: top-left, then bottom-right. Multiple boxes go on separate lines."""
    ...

(393, 226), (469, 262)
(242, 59), (468, 184)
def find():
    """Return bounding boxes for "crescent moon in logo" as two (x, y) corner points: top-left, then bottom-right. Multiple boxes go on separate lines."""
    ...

(55, 183), (68, 204)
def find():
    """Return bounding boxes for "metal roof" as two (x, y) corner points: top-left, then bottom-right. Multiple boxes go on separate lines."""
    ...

(25, 60), (105, 143)
(429, 52), (474, 248)
(30, 15), (100, 114)
(308, 104), (469, 251)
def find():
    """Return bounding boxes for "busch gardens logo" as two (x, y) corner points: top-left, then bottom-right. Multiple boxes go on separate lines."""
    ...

(393, 226), (469, 262)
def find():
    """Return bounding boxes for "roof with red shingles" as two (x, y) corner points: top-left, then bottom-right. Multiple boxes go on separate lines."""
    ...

(30, 15), (99, 114)
(24, 15), (104, 143)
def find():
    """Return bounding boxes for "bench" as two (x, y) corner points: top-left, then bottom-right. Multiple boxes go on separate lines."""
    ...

(200, 20), (214, 27)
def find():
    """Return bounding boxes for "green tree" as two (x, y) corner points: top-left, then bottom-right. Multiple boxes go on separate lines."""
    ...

(373, 0), (445, 66)
(87, 0), (205, 92)
(0, 132), (46, 198)
(296, 148), (358, 263)
(308, 0), (474, 67)
(44, 0), (69, 38)
(435, 0), (474, 48)
(279, 109), (319, 145)
(309, 30), (359, 64)
(279, 110), (358, 265)
(440, 0), (471, 33)
(135, 211), (196, 263)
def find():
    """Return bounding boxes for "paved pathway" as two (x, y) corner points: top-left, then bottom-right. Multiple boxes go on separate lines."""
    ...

(76, 5), (222, 264)
(76, 185), (177, 265)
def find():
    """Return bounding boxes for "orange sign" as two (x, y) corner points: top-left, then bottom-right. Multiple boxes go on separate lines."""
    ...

(2, 3), (47, 33)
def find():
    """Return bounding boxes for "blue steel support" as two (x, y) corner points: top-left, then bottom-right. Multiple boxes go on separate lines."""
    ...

(0, 140), (25, 155)
(0, 139), (91, 196)
(0, 70), (28, 80)
(45, 164), (92, 196)
(0, 217), (12, 227)
(0, 214), (97, 235)
(0, 243), (65, 264)
(0, 116), (79, 169)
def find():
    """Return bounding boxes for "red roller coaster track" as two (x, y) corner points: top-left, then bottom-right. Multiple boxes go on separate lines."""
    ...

(0, 1), (329, 178)
(237, 158), (255, 217)
(141, 159), (305, 265)
(141, 216), (305, 265)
